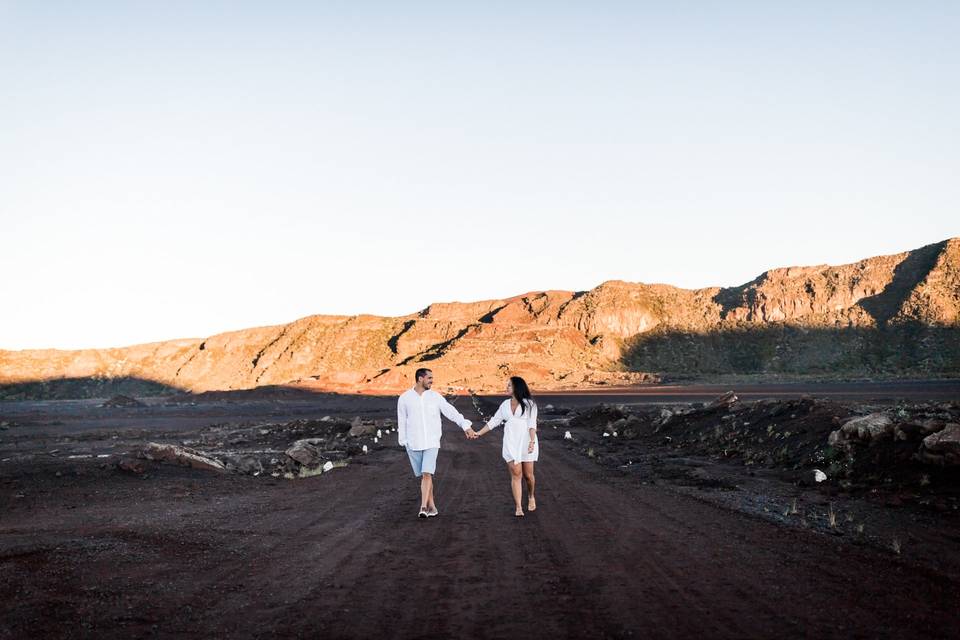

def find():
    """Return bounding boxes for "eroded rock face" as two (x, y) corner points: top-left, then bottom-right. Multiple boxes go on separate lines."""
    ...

(2, 238), (958, 396)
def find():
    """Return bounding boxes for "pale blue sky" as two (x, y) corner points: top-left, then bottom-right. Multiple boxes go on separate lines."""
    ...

(2, 2), (958, 350)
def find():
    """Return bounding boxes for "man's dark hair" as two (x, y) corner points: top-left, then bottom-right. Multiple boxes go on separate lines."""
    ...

(415, 368), (432, 382)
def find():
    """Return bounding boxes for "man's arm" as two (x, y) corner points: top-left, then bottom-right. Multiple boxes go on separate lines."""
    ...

(437, 393), (472, 431)
(397, 396), (408, 447)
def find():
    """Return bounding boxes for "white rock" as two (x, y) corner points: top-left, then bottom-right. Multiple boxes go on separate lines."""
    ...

(362, 445), (368, 454)
(564, 431), (573, 440)
(613, 432), (618, 437)
(374, 437), (379, 443)
(377, 429), (382, 438)
(321, 416), (332, 422)
(814, 469), (827, 483)
(322, 461), (334, 472)
(603, 432), (610, 438)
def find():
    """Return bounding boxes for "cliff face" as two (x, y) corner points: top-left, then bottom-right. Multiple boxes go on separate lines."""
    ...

(2, 239), (958, 397)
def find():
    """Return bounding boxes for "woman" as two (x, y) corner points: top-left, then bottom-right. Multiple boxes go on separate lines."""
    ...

(474, 376), (538, 517)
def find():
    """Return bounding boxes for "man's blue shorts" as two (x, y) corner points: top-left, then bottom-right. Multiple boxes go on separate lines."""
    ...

(406, 447), (439, 477)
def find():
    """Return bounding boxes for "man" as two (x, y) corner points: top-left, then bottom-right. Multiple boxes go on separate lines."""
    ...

(397, 368), (477, 518)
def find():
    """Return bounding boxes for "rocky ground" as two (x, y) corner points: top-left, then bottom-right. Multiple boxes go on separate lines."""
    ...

(1, 382), (959, 638)
(539, 392), (960, 576)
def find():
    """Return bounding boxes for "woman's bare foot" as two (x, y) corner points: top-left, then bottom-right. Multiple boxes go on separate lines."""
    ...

(515, 507), (524, 517)
(527, 497), (537, 512)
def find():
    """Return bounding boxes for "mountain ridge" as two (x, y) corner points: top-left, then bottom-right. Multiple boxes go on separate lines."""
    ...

(2, 238), (958, 397)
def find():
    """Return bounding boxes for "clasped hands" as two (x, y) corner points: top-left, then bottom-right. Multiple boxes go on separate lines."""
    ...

(463, 426), (536, 452)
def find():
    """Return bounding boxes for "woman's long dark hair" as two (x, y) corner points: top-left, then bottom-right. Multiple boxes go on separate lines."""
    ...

(510, 376), (534, 415)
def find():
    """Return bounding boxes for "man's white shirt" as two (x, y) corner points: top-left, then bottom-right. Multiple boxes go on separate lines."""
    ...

(397, 388), (472, 450)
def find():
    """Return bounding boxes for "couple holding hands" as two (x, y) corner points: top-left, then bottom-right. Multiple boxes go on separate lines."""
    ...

(396, 368), (539, 518)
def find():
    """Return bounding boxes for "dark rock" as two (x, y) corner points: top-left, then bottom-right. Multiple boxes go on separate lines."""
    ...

(101, 394), (145, 408)
(117, 457), (147, 474)
(828, 413), (894, 448)
(707, 391), (739, 411)
(918, 423), (960, 465)
(139, 442), (226, 472)
(285, 439), (325, 466)
(569, 405), (627, 430)
(896, 419), (947, 441)
(348, 417), (377, 437)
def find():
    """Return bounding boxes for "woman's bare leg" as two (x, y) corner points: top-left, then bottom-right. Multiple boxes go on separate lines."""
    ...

(508, 462), (523, 516)
(522, 462), (536, 511)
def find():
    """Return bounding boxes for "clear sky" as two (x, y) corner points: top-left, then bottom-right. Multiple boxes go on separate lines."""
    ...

(2, 2), (958, 350)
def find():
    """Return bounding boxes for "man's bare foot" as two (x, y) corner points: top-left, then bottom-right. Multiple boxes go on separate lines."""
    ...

(515, 507), (524, 517)
(528, 497), (537, 512)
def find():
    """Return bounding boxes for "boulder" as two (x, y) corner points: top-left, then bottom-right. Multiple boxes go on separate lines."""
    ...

(829, 413), (894, 447)
(140, 443), (225, 473)
(285, 439), (325, 466)
(895, 419), (947, 441)
(706, 391), (738, 411)
(349, 417), (377, 437)
(918, 423), (960, 465)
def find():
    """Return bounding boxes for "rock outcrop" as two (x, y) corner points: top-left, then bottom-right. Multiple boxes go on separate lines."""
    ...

(1, 238), (958, 397)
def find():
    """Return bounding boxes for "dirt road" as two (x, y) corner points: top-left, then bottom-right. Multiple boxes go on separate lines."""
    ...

(2, 409), (958, 639)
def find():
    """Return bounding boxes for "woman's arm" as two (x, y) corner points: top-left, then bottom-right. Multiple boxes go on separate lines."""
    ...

(526, 402), (538, 452)
(476, 402), (506, 437)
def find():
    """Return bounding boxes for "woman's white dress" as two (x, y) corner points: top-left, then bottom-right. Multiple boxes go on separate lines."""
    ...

(485, 399), (538, 464)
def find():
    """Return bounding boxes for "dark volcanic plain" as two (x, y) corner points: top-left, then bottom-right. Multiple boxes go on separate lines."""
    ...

(2, 381), (959, 639)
